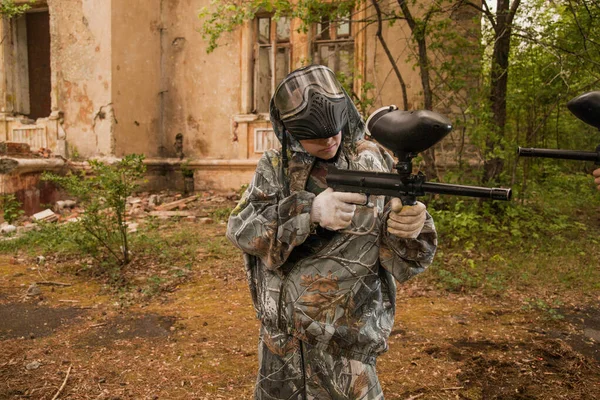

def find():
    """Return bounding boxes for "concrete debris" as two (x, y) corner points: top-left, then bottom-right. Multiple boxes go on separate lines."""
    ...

(2, 190), (235, 240)
(149, 210), (203, 218)
(32, 209), (59, 223)
(16, 223), (36, 233)
(126, 222), (139, 233)
(0, 224), (17, 234)
(148, 194), (162, 208)
(55, 200), (77, 212)
(154, 195), (199, 211)
(128, 203), (146, 217)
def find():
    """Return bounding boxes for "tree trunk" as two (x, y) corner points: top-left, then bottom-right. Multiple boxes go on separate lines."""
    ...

(397, 0), (438, 180)
(483, 0), (521, 183)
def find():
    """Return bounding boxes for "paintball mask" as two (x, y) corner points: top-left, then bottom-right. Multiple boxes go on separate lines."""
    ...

(274, 65), (348, 140)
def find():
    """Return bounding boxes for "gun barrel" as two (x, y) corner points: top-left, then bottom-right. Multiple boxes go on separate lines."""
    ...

(421, 182), (512, 200)
(517, 147), (600, 162)
(326, 168), (511, 201)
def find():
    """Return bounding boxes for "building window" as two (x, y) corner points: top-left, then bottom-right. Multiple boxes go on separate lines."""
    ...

(254, 16), (291, 113)
(312, 13), (354, 86)
(26, 10), (51, 120)
(254, 128), (278, 153)
(2, 7), (51, 119)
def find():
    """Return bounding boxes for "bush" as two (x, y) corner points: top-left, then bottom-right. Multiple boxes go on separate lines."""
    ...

(0, 194), (24, 224)
(42, 154), (146, 268)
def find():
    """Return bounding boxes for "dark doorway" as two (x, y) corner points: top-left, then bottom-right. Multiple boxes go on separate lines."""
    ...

(26, 11), (51, 120)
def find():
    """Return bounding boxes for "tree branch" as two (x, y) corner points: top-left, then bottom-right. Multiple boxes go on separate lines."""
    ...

(507, 0), (522, 26)
(371, 0), (409, 110)
(460, 0), (497, 31)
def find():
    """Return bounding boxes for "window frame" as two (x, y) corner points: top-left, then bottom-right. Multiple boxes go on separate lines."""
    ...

(311, 12), (355, 83)
(252, 14), (291, 114)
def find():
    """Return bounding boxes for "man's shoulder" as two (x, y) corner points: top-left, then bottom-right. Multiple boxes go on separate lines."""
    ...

(256, 149), (282, 169)
(355, 139), (392, 159)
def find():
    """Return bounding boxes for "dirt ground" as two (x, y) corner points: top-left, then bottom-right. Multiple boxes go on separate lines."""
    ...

(1, 199), (599, 399)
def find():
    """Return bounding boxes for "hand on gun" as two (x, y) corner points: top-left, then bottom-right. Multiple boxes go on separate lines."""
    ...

(594, 168), (600, 191)
(387, 198), (427, 239)
(311, 188), (367, 231)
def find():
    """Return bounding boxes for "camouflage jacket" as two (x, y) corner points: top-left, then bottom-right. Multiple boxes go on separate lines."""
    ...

(226, 96), (437, 365)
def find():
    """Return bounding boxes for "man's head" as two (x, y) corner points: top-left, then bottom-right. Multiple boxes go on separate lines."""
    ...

(273, 65), (348, 159)
(297, 131), (342, 160)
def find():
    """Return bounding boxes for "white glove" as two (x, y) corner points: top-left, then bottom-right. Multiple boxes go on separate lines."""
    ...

(311, 188), (367, 231)
(387, 198), (427, 238)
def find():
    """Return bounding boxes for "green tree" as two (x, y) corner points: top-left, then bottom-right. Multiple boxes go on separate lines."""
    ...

(0, 0), (31, 18)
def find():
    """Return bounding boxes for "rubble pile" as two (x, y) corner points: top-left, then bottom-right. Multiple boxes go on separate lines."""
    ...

(0, 190), (241, 239)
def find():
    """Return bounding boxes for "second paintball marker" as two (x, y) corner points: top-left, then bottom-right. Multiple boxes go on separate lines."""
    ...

(517, 91), (600, 163)
(327, 106), (512, 205)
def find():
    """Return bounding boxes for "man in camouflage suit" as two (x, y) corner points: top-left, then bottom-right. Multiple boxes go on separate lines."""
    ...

(227, 65), (437, 399)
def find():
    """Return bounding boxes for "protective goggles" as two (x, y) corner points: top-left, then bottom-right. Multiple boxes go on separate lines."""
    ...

(274, 65), (345, 120)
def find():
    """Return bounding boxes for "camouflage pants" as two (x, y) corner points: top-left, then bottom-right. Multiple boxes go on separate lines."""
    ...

(255, 326), (384, 400)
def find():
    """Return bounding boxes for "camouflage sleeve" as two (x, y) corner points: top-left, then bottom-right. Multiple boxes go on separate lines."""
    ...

(226, 152), (315, 270)
(376, 145), (438, 283)
(379, 209), (438, 283)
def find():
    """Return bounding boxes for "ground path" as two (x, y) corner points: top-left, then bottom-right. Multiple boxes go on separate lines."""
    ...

(1, 217), (599, 399)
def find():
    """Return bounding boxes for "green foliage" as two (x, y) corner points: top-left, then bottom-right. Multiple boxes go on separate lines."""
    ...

(523, 298), (564, 321)
(337, 71), (375, 117)
(180, 159), (194, 178)
(238, 183), (249, 198)
(0, 0), (31, 18)
(427, 170), (600, 296)
(210, 207), (233, 223)
(205, 236), (231, 258)
(0, 194), (24, 224)
(42, 154), (147, 267)
(198, 0), (357, 53)
(430, 170), (600, 247)
(0, 220), (96, 258)
(143, 275), (166, 297)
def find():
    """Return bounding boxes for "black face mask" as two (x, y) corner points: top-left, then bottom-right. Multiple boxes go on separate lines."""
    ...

(282, 89), (348, 140)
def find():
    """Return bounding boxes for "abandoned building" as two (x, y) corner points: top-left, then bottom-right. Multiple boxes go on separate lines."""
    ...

(0, 0), (478, 214)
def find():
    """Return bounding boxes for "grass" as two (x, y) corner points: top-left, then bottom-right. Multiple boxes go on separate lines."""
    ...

(2, 172), (599, 305)
(1, 193), (599, 399)
(424, 170), (600, 301)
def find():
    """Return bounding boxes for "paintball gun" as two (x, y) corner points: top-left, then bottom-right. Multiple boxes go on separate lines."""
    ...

(327, 105), (512, 206)
(517, 91), (600, 163)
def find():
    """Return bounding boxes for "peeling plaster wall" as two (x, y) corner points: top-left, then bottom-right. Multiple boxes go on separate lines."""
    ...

(50, 0), (113, 157)
(365, 8), (424, 110)
(160, 0), (241, 160)
(365, 2), (481, 112)
(111, 0), (162, 157)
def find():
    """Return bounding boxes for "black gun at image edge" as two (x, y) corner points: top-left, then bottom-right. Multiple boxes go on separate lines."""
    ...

(327, 106), (512, 204)
(517, 91), (600, 163)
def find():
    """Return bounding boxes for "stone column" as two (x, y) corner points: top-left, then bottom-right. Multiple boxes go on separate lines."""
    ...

(0, 17), (12, 141)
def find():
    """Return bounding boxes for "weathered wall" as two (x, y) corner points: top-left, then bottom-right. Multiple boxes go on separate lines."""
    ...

(159, 0), (241, 160)
(2, 1), (479, 195)
(111, 0), (162, 157)
(365, 3), (430, 111)
(49, 0), (113, 157)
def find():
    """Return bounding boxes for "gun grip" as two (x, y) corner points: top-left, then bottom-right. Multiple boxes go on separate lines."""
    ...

(401, 196), (417, 206)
